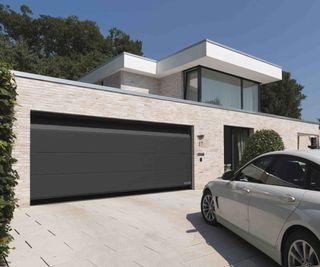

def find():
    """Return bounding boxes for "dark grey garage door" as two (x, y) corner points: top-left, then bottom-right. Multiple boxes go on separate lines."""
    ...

(31, 112), (192, 202)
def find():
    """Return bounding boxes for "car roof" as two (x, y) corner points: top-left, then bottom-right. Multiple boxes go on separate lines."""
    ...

(263, 149), (320, 165)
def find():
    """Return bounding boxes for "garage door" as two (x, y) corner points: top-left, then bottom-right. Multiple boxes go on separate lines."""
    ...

(31, 112), (192, 202)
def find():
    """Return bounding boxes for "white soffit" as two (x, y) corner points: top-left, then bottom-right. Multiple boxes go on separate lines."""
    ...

(123, 53), (157, 76)
(79, 53), (157, 83)
(79, 39), (282, 84)
(157, 40), (282, 83)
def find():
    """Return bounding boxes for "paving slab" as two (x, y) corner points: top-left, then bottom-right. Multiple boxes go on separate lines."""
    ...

(6, 190), (279, 267)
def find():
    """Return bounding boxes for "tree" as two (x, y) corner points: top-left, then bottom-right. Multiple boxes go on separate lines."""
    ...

(0, 4), (143, 80)
(260, 71), (306, 119)
(239, 129), (284, 167)
(0, 61), (19, 260)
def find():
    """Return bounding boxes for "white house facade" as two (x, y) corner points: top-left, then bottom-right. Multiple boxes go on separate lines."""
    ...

(12, 39), (319, 207)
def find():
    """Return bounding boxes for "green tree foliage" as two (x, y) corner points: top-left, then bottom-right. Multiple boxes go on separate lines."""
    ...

(240, 129), (284, 167)
(260, 71), (306, 119)
(0, 4), (143, 80)
(0, 62), (19, 259)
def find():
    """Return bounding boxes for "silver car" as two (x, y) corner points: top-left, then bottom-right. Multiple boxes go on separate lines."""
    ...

(201, 149), (320, 267)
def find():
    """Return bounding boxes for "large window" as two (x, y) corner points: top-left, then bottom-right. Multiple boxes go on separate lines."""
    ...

(185, 69), (198, 101)
(202, 68), (241, 109)
(243, 80), (259, 111)
(184, 67), (260, 112)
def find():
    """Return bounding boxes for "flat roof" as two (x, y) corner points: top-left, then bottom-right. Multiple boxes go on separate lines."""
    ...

(14, 70), (318, 126)
(79, 39), (282, 84)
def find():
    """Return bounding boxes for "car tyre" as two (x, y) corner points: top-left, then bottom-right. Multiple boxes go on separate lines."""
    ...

(283, 230), (320, 267)
(201, 190), (218, 226)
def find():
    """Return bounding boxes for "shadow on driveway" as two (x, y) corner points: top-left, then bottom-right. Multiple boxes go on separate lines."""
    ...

(186, 212), (280, 267)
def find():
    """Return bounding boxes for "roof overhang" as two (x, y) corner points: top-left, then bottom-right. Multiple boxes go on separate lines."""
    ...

(79, 39), (282, 84)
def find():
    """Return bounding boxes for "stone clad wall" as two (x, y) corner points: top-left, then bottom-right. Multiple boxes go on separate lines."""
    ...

(120, 71), (160, 94)
(159, 72), (184, 99)
(101, 71), (183, 99)
(102, 72), (121, 88)
(13, 75), (319, 206)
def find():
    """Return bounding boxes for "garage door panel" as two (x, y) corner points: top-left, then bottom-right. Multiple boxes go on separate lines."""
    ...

(154, 154), (192, 171)
(32, 130), (160, 153)
(154, 135), (191, 154)
(31, 169), (189, 200)
(155, 169), (191, 183)
(31, 114), (192, 202)
(31, 152), (191, 175)
(31, 171), (154, 200)
(32, 127), (190, 154)
(31, 152), (156, 175)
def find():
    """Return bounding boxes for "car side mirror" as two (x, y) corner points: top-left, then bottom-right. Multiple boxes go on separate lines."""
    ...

(222, 170), (234, 180)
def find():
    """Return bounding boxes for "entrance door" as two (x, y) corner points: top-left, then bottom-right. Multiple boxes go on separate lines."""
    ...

(224, 126), (253, 171)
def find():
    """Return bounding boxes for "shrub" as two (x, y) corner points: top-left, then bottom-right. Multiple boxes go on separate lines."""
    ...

(240, 129), (284, 167)
(0, 62), (19, 260)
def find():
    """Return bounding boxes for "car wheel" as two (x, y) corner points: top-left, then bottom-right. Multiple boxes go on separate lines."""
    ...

(283, 230), (320, 267)
(201, 190), (218, 226)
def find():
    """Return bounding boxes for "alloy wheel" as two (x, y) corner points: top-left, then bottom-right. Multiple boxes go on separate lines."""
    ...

(288, 239), (320, 267)
(202, 194), (215, 222)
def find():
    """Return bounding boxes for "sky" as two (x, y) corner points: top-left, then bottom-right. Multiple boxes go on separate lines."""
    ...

(6, 0), (320, 122)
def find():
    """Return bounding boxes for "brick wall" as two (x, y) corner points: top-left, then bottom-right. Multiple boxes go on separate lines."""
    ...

(13, 75), (319, 206)
(159, 72), (184, 99)
(120, 71), (160, 94)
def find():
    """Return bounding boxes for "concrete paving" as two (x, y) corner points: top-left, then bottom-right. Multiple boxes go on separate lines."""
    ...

(7, 190), (279, 267)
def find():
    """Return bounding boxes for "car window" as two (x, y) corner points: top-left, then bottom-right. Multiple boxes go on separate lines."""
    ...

(309, 165), (320, 191)
(235, 156), (273, 183)
(266, 156), (308, 188)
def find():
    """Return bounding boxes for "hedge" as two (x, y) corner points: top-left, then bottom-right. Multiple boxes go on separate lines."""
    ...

(240, 129), (284, 168)
(0, 62), (19, 260)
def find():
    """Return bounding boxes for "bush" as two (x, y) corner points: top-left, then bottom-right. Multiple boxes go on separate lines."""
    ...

(0, 62), (19, 260)
(240, 129), (284, 167)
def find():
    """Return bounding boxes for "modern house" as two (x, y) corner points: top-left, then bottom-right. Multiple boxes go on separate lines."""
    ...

(12, 39), (319, 207)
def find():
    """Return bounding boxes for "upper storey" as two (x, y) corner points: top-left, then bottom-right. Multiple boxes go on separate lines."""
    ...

(80, 39), (282, 84)
(79, 39), (282, 113)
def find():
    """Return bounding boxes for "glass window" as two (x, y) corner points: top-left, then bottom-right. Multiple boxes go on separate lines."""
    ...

(224, 126), (253, 171)
(266, 156), (308, 188)
(201, 68), (241, 109)
(235, 156), (273, 183)
(183, 67), (261, 112)
(185, 70), (198, 101)
(309, 165), (320, 191)
(243, 80), (259, 112)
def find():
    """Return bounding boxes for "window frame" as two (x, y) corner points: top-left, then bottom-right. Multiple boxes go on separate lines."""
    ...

(304, 161), (320, 192)
(232, 154), (320, 190)
(183, 66), (261, 112)
(232, 155), (275, 183)
(265, 155), (313, 189)
(183, 67), (201, 102)
(224, 125), (254, 171)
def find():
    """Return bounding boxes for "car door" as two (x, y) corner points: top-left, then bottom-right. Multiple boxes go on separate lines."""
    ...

(215, 156), (272, 232)
(248, 155), (307, 247)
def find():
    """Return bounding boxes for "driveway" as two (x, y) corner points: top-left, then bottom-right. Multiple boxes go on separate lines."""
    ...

(7, 190), (279, 267)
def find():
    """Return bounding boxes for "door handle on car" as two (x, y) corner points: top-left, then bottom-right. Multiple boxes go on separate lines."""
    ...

(243, 187), (251, 194)
(281, 194), (296, 203)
